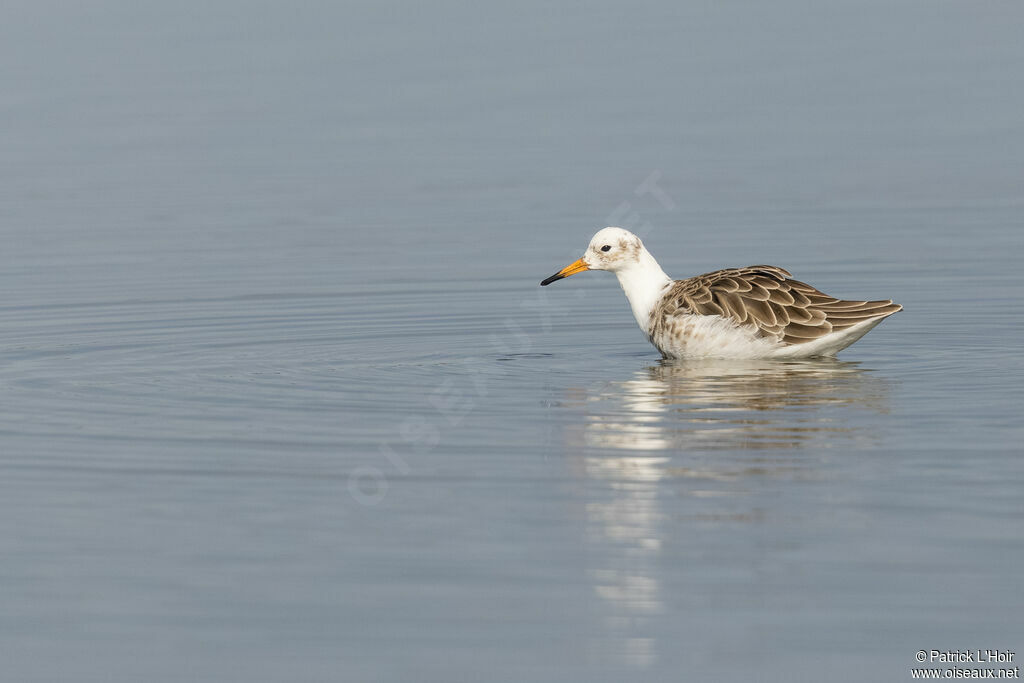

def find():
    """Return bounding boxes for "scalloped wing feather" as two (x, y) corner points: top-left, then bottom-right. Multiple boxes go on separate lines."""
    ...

(659, 266), (902, 347)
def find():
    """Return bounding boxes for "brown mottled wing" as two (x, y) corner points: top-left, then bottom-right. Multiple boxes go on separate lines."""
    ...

(660, 265), (902, 345)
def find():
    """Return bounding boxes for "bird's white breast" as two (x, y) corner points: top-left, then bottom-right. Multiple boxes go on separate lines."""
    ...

(648, 314), (783, 359)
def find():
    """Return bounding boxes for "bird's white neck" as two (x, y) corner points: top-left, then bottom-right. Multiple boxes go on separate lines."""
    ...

(613, 248), (673, 333)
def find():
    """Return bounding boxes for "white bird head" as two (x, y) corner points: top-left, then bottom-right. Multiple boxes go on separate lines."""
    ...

(540, 227), (645, 285)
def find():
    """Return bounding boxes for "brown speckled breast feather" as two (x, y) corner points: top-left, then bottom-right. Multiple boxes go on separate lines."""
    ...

(651, 265), (903, 345)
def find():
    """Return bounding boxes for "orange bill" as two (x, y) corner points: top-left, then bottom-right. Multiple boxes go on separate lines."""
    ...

(540, 258), (589, 286)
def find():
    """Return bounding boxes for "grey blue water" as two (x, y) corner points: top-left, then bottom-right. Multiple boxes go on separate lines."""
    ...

(1, 2), (1022, 681)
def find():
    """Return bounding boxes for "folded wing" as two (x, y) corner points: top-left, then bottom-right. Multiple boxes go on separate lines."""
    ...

(660, 265), (902, 345)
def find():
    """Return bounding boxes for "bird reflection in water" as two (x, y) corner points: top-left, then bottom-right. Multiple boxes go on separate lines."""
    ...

(566, 358), (892, 669)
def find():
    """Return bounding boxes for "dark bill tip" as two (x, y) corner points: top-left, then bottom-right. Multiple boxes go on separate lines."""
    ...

(540, 273), (565, 286)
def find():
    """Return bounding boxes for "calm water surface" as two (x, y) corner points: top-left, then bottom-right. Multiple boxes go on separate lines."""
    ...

(1, 2), (1023, 681)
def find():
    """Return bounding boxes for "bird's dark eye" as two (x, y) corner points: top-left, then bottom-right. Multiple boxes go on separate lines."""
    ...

(601, 245), (611, 252)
